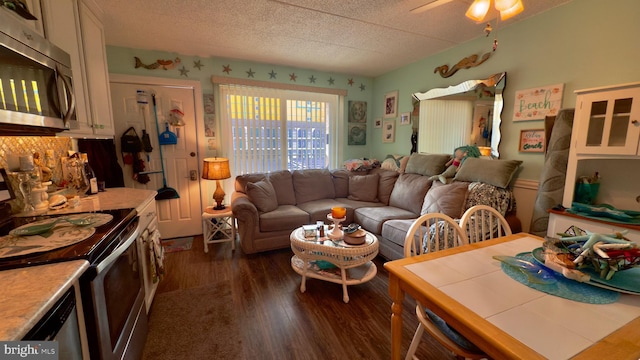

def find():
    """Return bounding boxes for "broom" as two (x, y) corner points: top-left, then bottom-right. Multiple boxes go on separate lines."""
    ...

(152, 93), (180, 200)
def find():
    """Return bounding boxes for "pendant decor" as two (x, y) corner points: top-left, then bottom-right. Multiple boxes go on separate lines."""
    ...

(434, 52), (491, 78)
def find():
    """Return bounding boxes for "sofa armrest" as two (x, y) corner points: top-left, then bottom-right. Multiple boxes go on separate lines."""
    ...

(231, 192), (260, 251)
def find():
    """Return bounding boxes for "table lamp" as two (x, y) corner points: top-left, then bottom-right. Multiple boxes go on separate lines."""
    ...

(202, 157), (231, 210)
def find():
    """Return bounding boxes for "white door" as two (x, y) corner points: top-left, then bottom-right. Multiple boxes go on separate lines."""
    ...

(110, 76), (203, 239)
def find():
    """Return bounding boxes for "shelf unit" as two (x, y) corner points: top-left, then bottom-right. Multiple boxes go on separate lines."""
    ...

(549, 83), (640, 242)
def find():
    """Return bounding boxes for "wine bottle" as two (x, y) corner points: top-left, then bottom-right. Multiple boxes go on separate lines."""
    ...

(81, 153), (99, 195)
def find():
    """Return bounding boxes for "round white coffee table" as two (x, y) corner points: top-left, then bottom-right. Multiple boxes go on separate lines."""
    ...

(290, 226), (378, 303)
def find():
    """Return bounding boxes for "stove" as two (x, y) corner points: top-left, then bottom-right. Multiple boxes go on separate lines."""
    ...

(0, 208), (138, 271)
(0, 207), (148, 360)
(0, 209), (138, 270)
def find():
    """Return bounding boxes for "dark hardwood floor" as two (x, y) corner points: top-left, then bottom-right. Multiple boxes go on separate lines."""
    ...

(151, 235), (455, 360)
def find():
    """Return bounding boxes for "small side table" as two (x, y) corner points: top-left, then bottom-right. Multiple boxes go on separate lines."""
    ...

(202, 207), (236, 252)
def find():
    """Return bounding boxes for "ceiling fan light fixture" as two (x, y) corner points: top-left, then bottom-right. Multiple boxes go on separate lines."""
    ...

(465, 0), (491, 22)
(494, 0), (518, 11)
(499, 0), (524, 20)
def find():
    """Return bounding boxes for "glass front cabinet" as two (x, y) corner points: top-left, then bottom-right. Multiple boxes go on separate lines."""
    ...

(575, 84), (640, 155)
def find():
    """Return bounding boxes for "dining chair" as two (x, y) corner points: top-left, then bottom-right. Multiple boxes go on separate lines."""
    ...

(403, 213), (488, 360)
(460, 205), (512, 244)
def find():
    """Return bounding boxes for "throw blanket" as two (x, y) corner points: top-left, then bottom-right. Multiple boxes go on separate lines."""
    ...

(343, 158), (380, 172)
(422, 182), (516, 252)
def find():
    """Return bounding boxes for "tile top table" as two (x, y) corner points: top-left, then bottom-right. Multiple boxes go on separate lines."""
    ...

(384, 233), (640, 360)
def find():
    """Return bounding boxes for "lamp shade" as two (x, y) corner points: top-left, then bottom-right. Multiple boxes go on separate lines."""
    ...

(202, 158), (231, 180)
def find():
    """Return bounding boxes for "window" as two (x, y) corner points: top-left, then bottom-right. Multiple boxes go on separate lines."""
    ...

(219, 84), (341, 175)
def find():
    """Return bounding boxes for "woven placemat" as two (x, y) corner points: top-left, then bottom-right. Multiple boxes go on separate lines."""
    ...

(501, 252), (620, 304)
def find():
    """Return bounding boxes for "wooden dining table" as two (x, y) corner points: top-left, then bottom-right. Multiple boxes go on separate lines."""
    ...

(384, 233), (640, 360)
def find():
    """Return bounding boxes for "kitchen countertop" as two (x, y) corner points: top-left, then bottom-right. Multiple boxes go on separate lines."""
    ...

(0, 260), (89, 340)
(3, 188), (157, 341)
(19, 187), (157, 216)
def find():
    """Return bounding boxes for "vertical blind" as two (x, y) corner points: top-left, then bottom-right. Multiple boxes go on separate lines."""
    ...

(418, 99), (473, 154)
(219, 84), (340, 175)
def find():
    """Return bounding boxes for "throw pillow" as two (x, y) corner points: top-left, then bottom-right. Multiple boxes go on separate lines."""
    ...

(454, 158), (523, 188)
(267, 170), (295, 205)
(404, 153), (452, 177)
(389, 173), (433, 214)
(370, 168), (400, 205)
(246, 180), (278, 213)
(348, 174), (379, 202)
(292, 169), (336, 204)
(421, 181), (470, 218)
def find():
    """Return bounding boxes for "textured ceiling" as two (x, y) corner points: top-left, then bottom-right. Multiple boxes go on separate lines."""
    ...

(93, 0), (571, 77)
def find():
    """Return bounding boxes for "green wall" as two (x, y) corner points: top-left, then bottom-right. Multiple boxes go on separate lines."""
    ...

(106, 0), (639, 180)
(372, 0), (640, 180)
(105, 47), (374, 160)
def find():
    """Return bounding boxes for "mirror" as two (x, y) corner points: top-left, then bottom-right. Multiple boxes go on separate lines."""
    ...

(412, 72), (506, 158)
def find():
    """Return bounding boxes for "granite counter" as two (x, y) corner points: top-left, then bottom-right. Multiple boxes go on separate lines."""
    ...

(0, 260), (89, 340)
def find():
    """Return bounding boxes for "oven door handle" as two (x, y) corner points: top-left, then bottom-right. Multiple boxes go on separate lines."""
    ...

(95, 227), (141, 274)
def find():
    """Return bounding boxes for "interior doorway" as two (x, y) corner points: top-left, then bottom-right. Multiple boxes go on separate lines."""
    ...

(110, 74), (206, 239)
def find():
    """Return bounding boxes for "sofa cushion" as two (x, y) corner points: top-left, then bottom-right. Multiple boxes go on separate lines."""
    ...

(297, 198), (354, 224)
(331, 169), (351, 198)
(454, 158), (522, 188)
(258, 205), (310, 232)
(404, 153), (451, 177)
(268, 170), (296, 205)
(370, 168), (399, 205)
(355, 206), (417, 234)
(293, 169), (336, 204)
(348, 174), (379, 202)
(421, 181), (470, 219)
(381, 218), (416, 249)
(246, 180), (278, 213)
(389, 173), (433, 215)
(234, 173), (267, 193)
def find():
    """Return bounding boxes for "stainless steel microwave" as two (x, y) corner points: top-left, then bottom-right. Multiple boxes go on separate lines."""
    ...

(0, 12), (78, 136)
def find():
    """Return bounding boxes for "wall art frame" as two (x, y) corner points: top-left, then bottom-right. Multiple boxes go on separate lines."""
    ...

(513, 83), (564, 121)
(382, 120), (395, 143)
(519, 129), (545, 153)
(374, 118), (382, 128)
(384, 90), (398, 118)
(400, 112), (411, 125)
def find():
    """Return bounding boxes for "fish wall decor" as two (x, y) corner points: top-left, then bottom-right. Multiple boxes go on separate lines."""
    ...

(134, 57), (181, 70)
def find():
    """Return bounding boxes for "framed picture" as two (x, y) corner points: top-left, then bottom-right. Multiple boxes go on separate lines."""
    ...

(374, 118), (382, 128)
(348, 124), (366, 145)
(382, 120), (395, 143)
(513, 83), (564, 121)
(203, 94), (215, 115)
(400, 112), (411, 125)
(519, 129), (545, 153)
(204, 114), (216, 139)
(348, 101), (367, 123)
(384, 90), (398, 118)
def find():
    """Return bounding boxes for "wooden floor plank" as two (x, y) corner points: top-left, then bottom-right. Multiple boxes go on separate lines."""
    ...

(151, 235), (455, 359)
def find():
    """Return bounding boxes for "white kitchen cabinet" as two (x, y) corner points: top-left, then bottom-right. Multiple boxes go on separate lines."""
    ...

(40, 0), (114, 138)
(0, 0), (44, 37)
(574, 83), (640, 155)
(552, 83), (640, 243)
(136, 197), (161, 313)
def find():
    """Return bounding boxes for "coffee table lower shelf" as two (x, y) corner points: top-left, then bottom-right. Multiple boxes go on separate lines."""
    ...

(290, 255), (377, 303)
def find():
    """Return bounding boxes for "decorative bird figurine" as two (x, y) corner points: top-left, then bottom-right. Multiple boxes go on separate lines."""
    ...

(134, 57), (181, 70)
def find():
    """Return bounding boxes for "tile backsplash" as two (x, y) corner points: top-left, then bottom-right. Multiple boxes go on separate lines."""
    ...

(0, 136), (72, 212)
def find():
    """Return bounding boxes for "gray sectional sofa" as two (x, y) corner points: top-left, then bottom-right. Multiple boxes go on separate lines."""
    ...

(231, 153), (522, 260)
